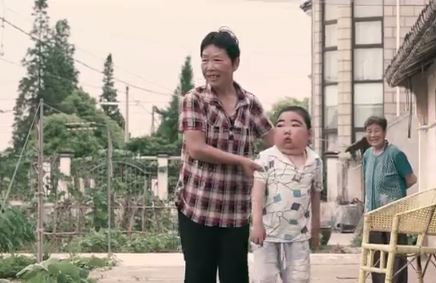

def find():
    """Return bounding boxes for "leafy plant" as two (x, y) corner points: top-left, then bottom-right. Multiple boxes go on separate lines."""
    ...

(124, 232), (180, 253)
(17, 258), (95, 283)
(0, 207), (35, 253)
(64, 229), (126, 253)
(0, 255), (36, 279)
(62, 230), (180, 253)
(69, 256), (114, 271)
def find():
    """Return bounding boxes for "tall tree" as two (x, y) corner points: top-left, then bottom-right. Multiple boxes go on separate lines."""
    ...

(99, 54), (124, 128)
(177, 55), (194, 96)
(12, 0), (78, 150)
(44, 19), (78, 111)
(155, 56), (194, 143)
(13, 0), (51, 149)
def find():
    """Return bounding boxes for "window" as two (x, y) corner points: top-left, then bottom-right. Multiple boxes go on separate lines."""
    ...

(355, 21), (382, 45)
(324, 50), (338, 83)
(325, 85), (338, 129)
(322, 3), (339, 154)
(325, 24), (337, 48)
(324, 3), (338, 22)
(353, 1), (383, 138)
(354, 48), (383, 80)
(354, 83), (384, 128)
(325, 133), (338, 152)
(354, 0), (383, 18)
(355, 131), (366, 143)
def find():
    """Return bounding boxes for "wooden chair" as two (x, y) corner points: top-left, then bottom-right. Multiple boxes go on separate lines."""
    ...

(358, 188), (436, 283)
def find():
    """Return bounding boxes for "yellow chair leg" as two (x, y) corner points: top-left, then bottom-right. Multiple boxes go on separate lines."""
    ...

(385, 252), (395, 283)
(359, 248), (368, 283)
(417, 255), (423, 283)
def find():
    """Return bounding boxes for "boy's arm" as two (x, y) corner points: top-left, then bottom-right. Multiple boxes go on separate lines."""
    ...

(251, 179), (267, 245)
(310, 190), (321, 251)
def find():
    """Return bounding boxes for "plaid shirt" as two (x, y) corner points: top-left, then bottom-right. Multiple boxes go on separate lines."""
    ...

(176, 83), (273, 227)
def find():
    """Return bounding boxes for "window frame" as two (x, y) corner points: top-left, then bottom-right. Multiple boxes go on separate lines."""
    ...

(351, 10), (384, 141)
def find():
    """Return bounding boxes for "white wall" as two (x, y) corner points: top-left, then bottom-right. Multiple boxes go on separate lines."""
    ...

(418, 62), (436, 190)
(386, 114), (420, 194)
(326, 156), (339, 203)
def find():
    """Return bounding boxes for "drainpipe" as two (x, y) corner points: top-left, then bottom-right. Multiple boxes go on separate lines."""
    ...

(396, 0), (401, 116)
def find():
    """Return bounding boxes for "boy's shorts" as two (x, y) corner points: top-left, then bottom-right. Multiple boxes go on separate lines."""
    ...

(251, 240), (310, 283)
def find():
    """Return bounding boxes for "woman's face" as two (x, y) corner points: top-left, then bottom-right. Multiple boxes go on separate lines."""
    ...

(365, 123), (386, 149)
(201, 44), (238, 89)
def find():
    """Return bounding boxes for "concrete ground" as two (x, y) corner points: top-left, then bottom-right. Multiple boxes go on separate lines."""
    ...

(90, 253), (362, 283)
(54, 232), (436, 282)
(90, 253), (436, 283)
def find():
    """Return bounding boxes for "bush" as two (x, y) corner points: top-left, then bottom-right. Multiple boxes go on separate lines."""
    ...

(70, 256), (114, 271)
(17, 258), (96, 283)
(63, 230), (180, 253)
(0, 255), (36, 279)
(0, 208), (35, 253)
(124, 232), (180, 253)
(65, 230), (126, 253)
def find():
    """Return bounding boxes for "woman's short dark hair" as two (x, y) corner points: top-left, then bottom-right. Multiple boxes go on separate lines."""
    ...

(200, 28), (240, 63)
(364, 116), (387, 131)
(276, 106), (312, 130)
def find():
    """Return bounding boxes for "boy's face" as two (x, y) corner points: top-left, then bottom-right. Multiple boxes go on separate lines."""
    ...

(274, 111), (311, 152)
(365, 123), (386, 149)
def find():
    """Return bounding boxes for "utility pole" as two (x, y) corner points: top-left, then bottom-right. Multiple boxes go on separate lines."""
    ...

(151, 106), (156, 135)
(36, 99), (44, 263)
(107, 126), (113, 257)
(125, 86), (129, 142)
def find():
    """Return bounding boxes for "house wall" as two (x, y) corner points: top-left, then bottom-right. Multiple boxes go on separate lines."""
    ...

(308, 0), (426, 228)
(414, 61), (436, 190)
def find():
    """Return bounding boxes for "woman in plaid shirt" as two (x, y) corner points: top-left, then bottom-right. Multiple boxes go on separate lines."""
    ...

(177, 28), (274, 283)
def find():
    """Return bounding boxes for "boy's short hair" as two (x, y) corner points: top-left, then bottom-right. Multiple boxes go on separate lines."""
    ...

(364, 116), (387, 132)
(276, 106), (311, 129)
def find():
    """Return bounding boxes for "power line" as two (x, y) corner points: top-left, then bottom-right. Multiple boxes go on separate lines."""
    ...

(0, 55), (17, 65)
(1, 1), (173, 92)
(299, 0), (425, 5)
(1, 56), (172, 106)
(0, 0), (5, 56)
(0, 56), (104, 91)
(74, 46), (173, 93)
(0, 16), (174, 97)
(1, 101), (41, 209)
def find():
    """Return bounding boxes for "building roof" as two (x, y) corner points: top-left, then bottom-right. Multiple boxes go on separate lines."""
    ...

(385, 1), (436, 87)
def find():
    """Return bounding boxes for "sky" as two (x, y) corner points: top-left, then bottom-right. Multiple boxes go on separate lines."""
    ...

(0, 0), (311, 150)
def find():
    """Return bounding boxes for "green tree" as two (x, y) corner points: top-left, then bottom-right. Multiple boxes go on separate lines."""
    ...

(44, 19), (78, 111)
(44, 89), (124, 157)
(126, 136), (181, 156)
(13, 0), (51, 150)
(99, 54), (124, 128)
(177, 55), (194, 96)
(155, 56), (194, 143)
(13, 0), (78, 150)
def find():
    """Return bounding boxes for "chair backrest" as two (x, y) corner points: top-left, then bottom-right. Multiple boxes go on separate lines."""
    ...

(367, 188), (436, 232)
(396, 204), (436, 235)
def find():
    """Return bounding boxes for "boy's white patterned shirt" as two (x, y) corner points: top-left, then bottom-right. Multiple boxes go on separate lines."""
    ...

(254, 146), (323, 243)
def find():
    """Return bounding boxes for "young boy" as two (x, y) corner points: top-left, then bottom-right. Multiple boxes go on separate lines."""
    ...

(250, 106), (323, 283)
